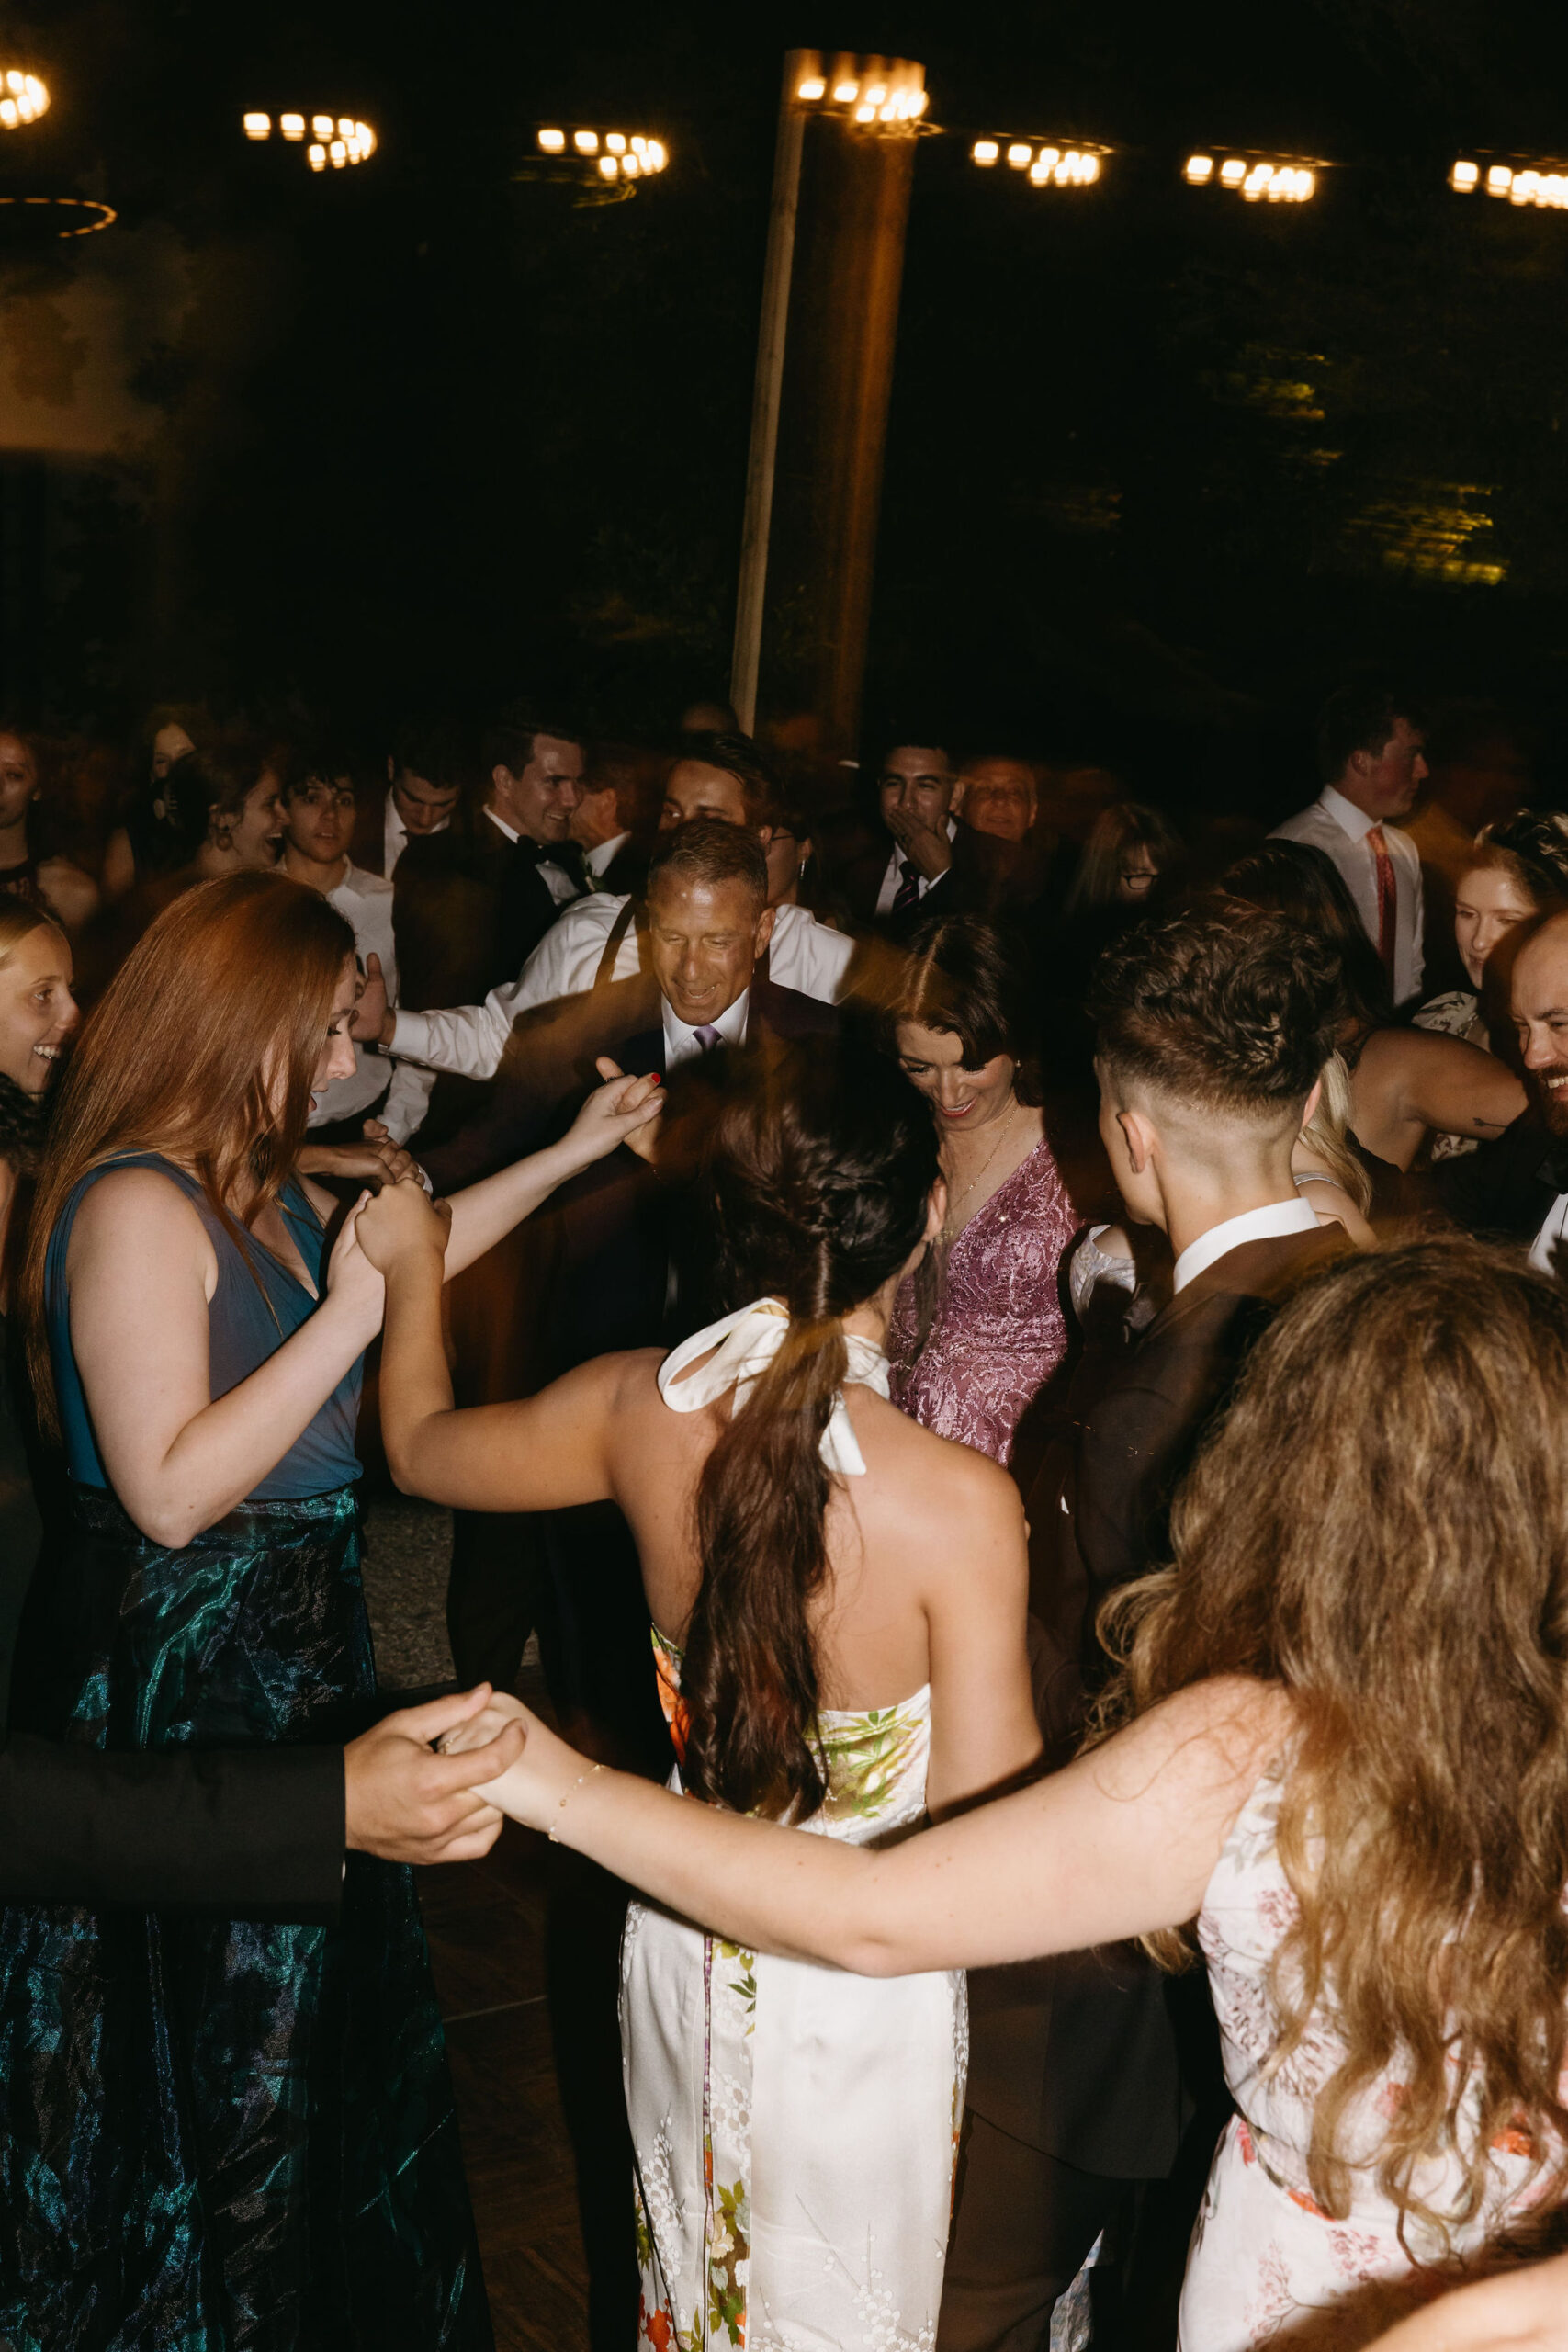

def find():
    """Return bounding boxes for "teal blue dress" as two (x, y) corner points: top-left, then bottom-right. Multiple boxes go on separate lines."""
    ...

(0, 1154), (491, 2348)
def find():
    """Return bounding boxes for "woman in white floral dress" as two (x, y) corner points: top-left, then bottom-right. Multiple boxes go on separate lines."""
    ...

(362, 1043), (1043, 2351)
(446, 1240), (1568, 2352)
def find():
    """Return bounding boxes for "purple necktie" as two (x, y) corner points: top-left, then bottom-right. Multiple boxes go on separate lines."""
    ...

(694, 1024), (722, 1051)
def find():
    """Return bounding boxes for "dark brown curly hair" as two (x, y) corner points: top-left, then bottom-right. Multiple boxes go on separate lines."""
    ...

(1090, 905), (1344, 1119)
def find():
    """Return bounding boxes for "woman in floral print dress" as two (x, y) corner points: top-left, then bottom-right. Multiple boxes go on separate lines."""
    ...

(449, 1241), (1568, 2352)
(361, 1044), (1043, 2350)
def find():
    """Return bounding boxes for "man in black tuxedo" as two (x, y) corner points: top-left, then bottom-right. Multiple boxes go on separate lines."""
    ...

(351, 723), (464, 879)
(392, 714), (589, 1016)
(0, 1685), (524, 1915)
(940, 908), (1348, 2352)
(569, 744), (653, 900)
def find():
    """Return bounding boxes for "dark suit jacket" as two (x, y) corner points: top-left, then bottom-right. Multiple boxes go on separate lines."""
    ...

(837, 837), (967, 947)
(393, 808), (584, 1014)
(351, 789), (393, 878)
(965, 1223), (1345, 2181)
(0, 1734), (344, 1917)
(537, 977), (840, 1371)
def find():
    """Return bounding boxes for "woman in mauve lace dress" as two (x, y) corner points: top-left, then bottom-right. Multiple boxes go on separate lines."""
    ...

(886, 914), (1079, 1471)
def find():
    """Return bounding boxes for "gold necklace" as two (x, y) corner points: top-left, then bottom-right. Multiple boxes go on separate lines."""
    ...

(942, 1097), (1022, 1236)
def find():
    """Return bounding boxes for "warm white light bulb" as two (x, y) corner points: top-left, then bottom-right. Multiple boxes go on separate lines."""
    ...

(1220, 158), (1246, 185)
(1006, 142), (1031, 168)
(972, 140), (998, 164)
(574, 130), (598, 153)
(1186, 154), (1213, 183)
(538, 129), (566, 152)
(832, 80), (858, 103)
(854, 103), (874, 122)
(309, 144), (326, 170)
(598, 153), (618, 177)
(607, 132), (626, 153)
(797, 77), (827, 101)
(1450, 159), (1479, 191)
(281, 113), (305, 140)
(623, 153), (640, 176)
(243, 112), (271, 140)
(1486, 164), (1512, 194)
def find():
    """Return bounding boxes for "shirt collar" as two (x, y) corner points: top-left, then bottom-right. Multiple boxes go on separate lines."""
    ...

(1318, 784), (1378, 843)
(586, 830), (629, 878)
(1172, 1197), (1321, 1294)
(660, 985), (750, 1068)
(483, 805), (522, 846)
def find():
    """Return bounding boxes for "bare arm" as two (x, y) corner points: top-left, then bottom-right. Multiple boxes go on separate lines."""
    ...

(921, 1453), (1043, 1815)
(355, 1178), (638, 1509)
(439, 1069), (662, 1275)
(1365, 2255), (1568, 2352)
(1352, 1028), (1525, 1170)
(66, 1168), (385, 1548)
(472, 1674), (1290, 1974)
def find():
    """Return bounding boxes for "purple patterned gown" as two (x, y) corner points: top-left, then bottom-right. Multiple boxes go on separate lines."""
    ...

(889, 1136), (1078, 1465)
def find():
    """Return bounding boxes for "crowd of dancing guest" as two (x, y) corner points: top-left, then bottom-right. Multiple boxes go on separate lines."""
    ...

(2, 674), (1568, 2352)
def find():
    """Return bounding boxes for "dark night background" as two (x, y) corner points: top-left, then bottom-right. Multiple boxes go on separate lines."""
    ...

(6, 0), (1568, 807)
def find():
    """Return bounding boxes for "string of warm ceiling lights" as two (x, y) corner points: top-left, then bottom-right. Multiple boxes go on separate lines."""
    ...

(243, 113), (377, 171)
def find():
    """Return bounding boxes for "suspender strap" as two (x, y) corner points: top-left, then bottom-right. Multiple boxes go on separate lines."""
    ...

(592, 896), (648, 989)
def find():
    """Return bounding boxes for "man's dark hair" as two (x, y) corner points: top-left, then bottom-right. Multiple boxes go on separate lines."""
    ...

(1091, 908), (1342, 1120)
(482, 714), (585, 778)
(649, 817), (768, 905)
(281, 741), (360, 804)
(1316, 680), (1424, 786)
(1219, 841), (1393, 1033)
(872, 735), (953, 774)
(389, 722), (470, 793)
(673, 731), (780, 825)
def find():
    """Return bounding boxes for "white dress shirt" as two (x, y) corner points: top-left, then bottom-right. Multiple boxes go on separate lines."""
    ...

(1269, 786), (1424, 1004)
(390, 897), (854, 1082)
(482, 807), (581, 905)
(382, 788), (450, 877)
(874, 817), (959, 918)
(661, 986), (750, 1070)
(1530, 1193), (1568, 1278)
(1171, 1196), (1321, 1294)
(586, 831), (630, 883)
(310, 863), (435, 1144)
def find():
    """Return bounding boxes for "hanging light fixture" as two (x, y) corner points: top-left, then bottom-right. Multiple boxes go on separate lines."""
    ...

(241, 111), (378, 168)
(522, 126), (671, 199)
(969, 135), (1109, 187)
(0, 69), (48, 130)
(1182, 150), (1321, 202)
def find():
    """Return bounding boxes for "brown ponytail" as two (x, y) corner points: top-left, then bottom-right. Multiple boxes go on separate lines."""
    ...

(678, 1045), (940, 1821)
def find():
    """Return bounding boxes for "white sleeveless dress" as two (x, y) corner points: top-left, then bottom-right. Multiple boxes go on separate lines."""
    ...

(1180, 1763), (1563, 2348)
(621, 1626), (966, 2352)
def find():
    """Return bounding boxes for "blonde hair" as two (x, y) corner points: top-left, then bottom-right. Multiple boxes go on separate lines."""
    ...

(1299, 1050), (1372, 1214)
(1096, 1240), (1568, 2236)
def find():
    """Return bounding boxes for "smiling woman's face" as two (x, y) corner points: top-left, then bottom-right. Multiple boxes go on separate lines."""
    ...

(895, 1020), (1015, 1130)
(0, 920), (77, 1092)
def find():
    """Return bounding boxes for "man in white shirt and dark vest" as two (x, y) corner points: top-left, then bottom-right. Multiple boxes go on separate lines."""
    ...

(1270, 681), (1429, 1008)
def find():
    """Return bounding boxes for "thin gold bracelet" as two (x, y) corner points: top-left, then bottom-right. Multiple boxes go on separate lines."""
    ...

(548, 1761), (604, 1844)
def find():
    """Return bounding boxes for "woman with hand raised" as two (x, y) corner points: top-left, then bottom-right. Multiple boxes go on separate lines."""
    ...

(357, 1043), (1043, 2352)
(0, 868), (660, 2348)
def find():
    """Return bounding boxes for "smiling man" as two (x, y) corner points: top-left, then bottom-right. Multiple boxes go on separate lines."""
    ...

(1507, 911), (1568, 1276)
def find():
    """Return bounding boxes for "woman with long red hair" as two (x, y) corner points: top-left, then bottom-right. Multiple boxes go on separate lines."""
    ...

(0, 869), (659, 2347)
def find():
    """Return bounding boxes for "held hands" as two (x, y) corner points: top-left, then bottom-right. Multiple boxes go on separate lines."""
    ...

(344, 1685), (527, 1864)
(570, 1062), (664, 1169)
(437, 1691), (588, 1834)
(324, 1189), (389, 1327)
(352, 1174), (452, 1274)
(298, 1118), (423, 1189)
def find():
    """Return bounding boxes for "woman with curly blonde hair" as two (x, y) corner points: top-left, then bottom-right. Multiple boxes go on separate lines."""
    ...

(455, 1237), (1568, 2348)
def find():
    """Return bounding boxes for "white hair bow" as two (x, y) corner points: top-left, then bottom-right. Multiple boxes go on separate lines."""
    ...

(657, 1297), (890, 1476)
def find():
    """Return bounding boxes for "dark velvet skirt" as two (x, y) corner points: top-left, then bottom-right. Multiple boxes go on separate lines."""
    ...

(0, 1483), (491, 2351)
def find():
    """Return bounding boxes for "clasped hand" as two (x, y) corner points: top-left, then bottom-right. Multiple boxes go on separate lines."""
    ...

(435, 1691), (592, 1836)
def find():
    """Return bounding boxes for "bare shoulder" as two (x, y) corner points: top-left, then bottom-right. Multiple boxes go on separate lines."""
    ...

(68, 1164), (214, 1273)
(855, 1390), (1022, 1530)
(37, 857), (99, 927)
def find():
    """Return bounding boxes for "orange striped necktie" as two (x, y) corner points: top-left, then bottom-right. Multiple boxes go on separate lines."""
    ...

(1367, 824), (1397, 983)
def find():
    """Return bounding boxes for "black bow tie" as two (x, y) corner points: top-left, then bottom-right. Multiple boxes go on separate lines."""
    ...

(515, 835), (587, 887)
